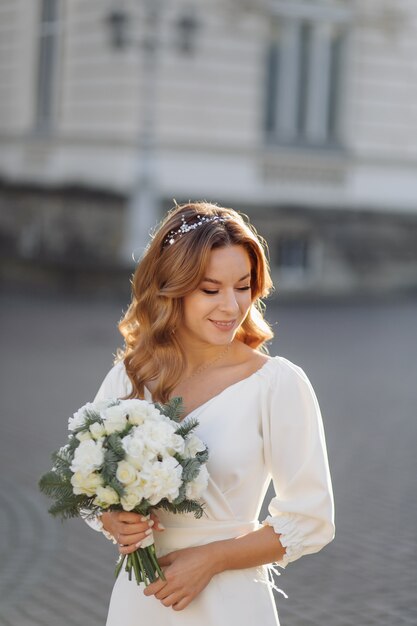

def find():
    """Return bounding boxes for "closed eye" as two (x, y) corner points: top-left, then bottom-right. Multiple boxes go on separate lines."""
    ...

(201, 285), (251, 295)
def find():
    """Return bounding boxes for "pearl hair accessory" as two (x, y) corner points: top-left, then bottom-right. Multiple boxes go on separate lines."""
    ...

(163, 214), (229, 247)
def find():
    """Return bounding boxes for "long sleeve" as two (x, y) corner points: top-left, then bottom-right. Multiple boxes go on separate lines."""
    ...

(262, 357), (335, 568)
(82, 361), (131, 537)
(93, 361), (131, 403)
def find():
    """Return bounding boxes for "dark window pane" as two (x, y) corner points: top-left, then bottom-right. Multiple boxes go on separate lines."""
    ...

(296, 20), (311, 139)
(265, 42), (280, 135)
(278, 237), (309, 270)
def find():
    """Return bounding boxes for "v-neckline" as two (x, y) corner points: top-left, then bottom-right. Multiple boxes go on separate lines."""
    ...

(144, 357), (276, 421)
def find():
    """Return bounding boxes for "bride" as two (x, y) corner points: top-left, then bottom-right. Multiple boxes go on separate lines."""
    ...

(88, 201), (334, 625)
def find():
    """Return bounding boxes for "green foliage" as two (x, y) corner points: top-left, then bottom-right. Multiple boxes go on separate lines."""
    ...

(195, 448), (209, 464)
(156, 397), (184, 423)
(106, 433), (126, 458)
(156, 497), (204, 519)
(39, 469), (88, 519)
(71, 410), (102, 435)
(101, 448), (120, 484)
(180, 458), (202, 483)
(39, 470), (71, 499)
(172, 483), (187, 504)
(175, 417), (199, 438)
(48, 494), (89, 520)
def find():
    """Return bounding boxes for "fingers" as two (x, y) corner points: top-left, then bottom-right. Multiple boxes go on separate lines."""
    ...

(117, 529), (154, 554)
(157, 554), (173, 567)
(150, 512), (166, 532)
(117, 511), (144, 524)
(172, 596), (190, 611)
(143, 578), (166, 597)
(118, 518), (154, 537)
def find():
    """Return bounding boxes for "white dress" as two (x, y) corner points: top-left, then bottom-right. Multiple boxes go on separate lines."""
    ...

(91, 356), (335, 626)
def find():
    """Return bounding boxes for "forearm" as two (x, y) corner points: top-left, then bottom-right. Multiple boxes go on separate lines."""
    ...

(209, 525), (286, 575)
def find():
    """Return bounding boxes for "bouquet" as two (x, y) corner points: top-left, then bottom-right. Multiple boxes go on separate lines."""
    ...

(39, 396), (209, 586)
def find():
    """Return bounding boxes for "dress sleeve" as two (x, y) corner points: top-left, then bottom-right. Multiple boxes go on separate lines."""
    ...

(82, 361), (131, 539)
(93, 360), (131, 402)
(262, 358), (335, 568)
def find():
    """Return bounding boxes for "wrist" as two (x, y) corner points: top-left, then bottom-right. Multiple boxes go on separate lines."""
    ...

(206, 541), (227, 576)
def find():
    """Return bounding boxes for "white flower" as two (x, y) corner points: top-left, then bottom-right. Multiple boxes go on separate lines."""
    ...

(89, 422), (106, 439)
(120, 487), (143, 511)
(70, 439), (104, 476)
(71, 471), (103, 496)
(121, 399), (163, 426)
(141, 421), (185, 457)
(185, 464), (209, 501)
(76, 430), (92, 442)
(122, 430), (148, 469)
(144, 456), (183, 505)
(116, 460), (137, 485)
(68, 407), (88, 432)
(184, 434), (206, 458)
(101, 404), (129, 434)
(93, 486), (120, 508)
(68, 400), (110, 432)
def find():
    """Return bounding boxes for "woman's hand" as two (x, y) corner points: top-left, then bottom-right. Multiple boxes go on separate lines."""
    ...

(143, 544), (221, 611)
(101, 511), (165, 555)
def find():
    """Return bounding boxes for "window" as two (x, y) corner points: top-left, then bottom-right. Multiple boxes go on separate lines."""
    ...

(277, 235), (310, 273)
(35, 0), (59, 130)
(265, 5), (348, 148)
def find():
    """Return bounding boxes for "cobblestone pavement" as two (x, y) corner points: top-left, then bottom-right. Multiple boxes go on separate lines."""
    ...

(1, 290), (416, 626)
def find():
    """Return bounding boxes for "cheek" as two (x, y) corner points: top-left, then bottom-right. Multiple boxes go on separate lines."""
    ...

(183, 294), (210, 323)
(239, 291), (252, 312)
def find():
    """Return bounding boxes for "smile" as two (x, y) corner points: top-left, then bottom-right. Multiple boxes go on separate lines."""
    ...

(209, 319), (236, 330)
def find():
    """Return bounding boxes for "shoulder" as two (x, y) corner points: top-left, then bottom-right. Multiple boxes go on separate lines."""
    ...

(94, 360), (132, 400)
(258, 355), (310, 386)
(260, 356), (322, 425)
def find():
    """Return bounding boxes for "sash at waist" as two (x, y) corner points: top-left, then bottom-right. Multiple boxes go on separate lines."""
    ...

(152, 511), (260, 557)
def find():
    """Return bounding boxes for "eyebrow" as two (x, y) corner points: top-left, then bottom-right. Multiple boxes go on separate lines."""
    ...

(202, 272), (251, 285)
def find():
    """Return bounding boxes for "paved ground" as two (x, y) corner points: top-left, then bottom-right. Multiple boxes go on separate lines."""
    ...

(1, 289), (416, 625)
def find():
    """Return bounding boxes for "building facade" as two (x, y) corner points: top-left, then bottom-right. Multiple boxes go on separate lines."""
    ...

(1, 0), (417, 295)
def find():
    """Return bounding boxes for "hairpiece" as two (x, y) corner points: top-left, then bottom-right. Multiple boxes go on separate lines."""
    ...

(163, 214), (229, 247)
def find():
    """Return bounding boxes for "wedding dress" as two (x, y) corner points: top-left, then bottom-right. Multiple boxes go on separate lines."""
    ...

(90, 356), (334, 626)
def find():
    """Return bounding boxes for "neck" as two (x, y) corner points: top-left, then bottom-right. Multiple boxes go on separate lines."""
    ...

(180, 340), (234, 375)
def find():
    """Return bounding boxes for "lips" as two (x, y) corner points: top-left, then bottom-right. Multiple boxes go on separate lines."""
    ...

(209, 319), (236, 330)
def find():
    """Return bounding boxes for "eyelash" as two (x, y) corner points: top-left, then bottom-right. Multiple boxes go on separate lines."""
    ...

(202, 286), (251, 295)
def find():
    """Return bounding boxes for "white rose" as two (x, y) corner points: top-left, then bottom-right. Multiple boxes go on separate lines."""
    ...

(185, 464), (209, 501)
(71, 471), (103, 496)
(101, 404), (129, 434)
(89, 422), (106, 439)
(93, 486), (120, 508)
(70, 439), (104, 476)
(183, 434), (206, 458)
(76, 430), (92, 442)
(116, 460), (137, 485)
(120, 487), (143, 511)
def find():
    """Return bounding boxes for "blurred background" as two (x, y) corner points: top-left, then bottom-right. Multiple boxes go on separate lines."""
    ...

(1, 1), (416, 625)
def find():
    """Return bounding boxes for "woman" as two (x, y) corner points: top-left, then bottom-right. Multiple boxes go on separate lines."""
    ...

(90, 201), (334, 625)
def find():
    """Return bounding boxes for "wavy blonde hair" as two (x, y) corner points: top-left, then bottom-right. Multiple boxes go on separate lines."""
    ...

(117, 201), (274, 402)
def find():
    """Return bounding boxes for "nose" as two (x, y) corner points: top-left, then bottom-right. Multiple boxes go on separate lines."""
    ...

(218, 288), (240, 315)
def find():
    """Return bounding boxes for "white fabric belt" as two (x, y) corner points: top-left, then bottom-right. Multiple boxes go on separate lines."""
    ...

(153, 513), (260, 557)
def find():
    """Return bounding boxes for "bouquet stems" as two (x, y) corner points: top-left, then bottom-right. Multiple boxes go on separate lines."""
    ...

(115, 544), (166, 586)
